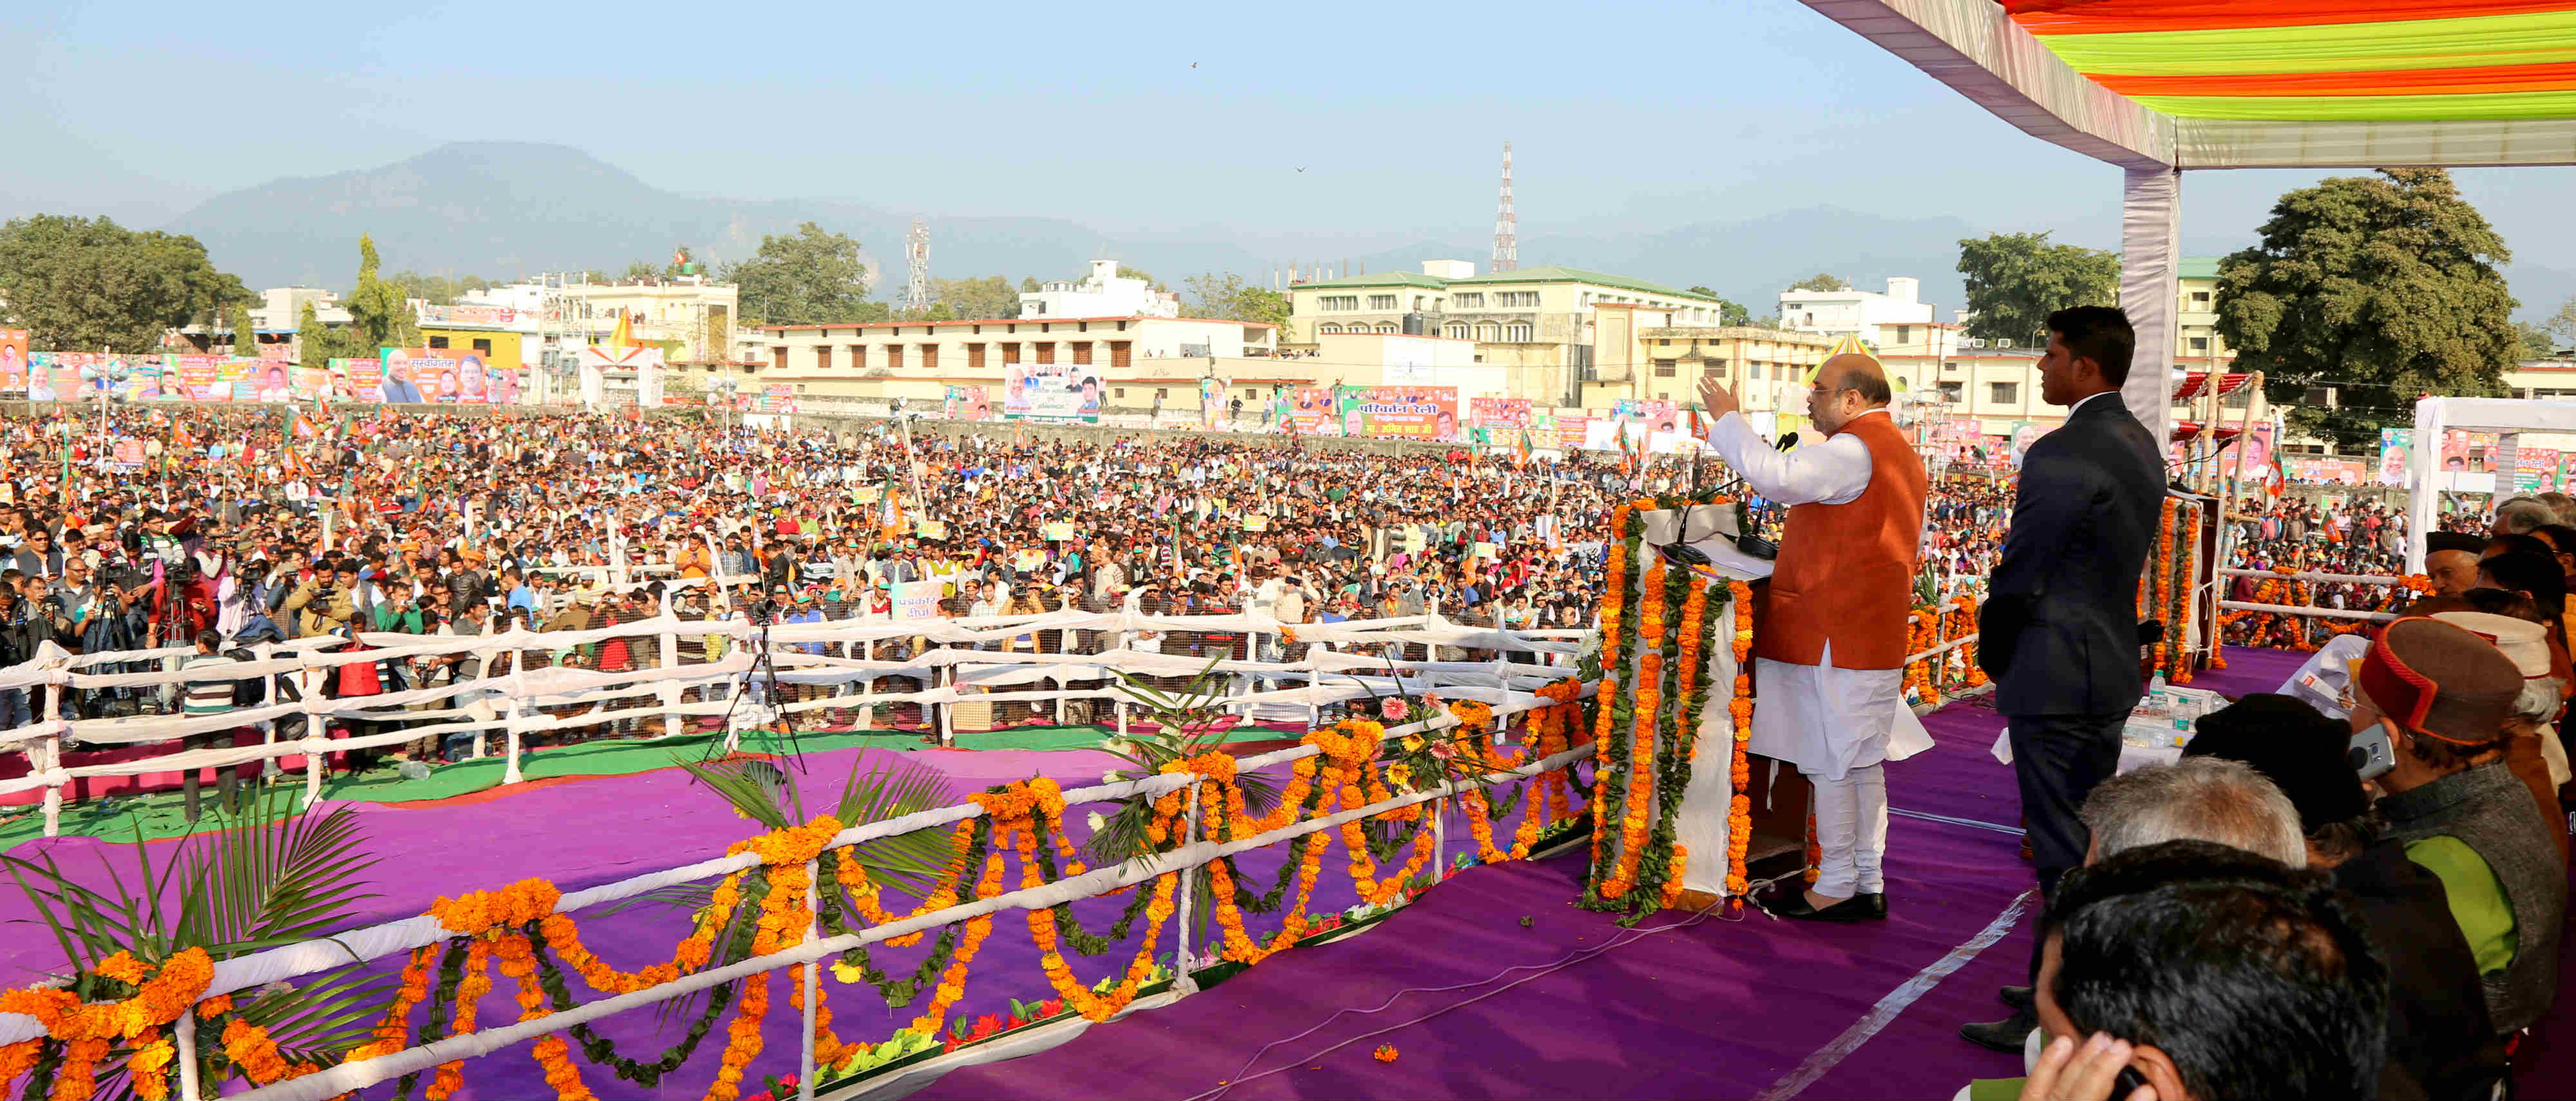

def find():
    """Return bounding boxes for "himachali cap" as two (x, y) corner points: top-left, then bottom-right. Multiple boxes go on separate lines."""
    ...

(2353, 617), (2521, 747)
(2428, 611), (2552, 680)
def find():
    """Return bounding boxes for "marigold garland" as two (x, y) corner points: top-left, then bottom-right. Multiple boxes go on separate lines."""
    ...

(1726, 579), (1756, 903)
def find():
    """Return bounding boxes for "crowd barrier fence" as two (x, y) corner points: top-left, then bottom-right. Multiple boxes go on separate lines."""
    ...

(0, 633), (1593, 1101)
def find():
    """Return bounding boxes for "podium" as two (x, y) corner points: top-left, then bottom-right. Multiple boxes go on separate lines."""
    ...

(1579, 497), (1803, 916)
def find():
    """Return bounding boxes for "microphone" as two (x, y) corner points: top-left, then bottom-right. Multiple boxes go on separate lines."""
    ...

(1775, 431), (1800, 452)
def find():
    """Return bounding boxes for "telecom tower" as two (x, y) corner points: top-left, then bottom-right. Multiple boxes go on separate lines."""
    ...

(1492, 141), (1519, 273)
(904, 220), (932, 314)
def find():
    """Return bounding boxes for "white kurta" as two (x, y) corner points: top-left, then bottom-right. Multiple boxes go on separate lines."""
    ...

(1705, 410), (1934, 781)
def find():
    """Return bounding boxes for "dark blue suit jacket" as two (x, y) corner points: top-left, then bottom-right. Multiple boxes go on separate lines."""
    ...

(1980, 392), (2166, 717)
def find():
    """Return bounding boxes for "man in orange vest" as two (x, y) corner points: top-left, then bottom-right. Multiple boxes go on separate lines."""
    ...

(1698, 354), (1929, 923)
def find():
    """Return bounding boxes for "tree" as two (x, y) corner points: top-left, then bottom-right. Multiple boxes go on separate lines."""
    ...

(388, 271), (489, 305)
(1020, 276), (1041, 293)
(296, 300), (366, 370)
(2515, 321), (2559, 361)
(1116, 265), (1168, 292)
(1955, 231), (2119, 347)
(1687, 286), (1752, 327)
(2544, 296), (2576, 352)
(0, 215), (249, 352)
(932, 275), (1022, 321)
(721, 222), (871, 325)
(619, 260), (663, 283)
(231, 301), (259, 358)
(2216, 168), (2517, 449)
(1786, 273), (1849, 292)
(298, 302), (329, 371)
(343, 235), (419, 352)
(1182, 273), (1291, 332)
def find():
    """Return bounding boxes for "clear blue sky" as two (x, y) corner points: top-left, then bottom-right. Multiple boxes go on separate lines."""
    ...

(5, 0), (2571, 282)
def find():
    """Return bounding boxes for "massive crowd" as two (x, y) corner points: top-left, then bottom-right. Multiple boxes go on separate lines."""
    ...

(7, 401), (2576, 1098)
(0, 406), (1676, 752)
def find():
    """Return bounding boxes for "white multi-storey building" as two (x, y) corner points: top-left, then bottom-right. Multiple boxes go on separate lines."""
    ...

(1020, 260), (1180, 320)
(1777, 277), (1936, 343)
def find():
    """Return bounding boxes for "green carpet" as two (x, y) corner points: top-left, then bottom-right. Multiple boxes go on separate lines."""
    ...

(0, 722), (1308, 848)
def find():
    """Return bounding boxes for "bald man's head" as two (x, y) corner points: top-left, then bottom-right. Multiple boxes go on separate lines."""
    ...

(1821, 354), (1893, 407)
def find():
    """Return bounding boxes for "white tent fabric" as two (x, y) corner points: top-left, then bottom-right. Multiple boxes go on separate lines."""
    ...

(2119, 168), (2180, 446)
(2406, 397), (2576, 571)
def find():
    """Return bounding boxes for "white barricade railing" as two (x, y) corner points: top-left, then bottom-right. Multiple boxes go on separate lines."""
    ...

(0, 609), (1583, 837)
(2214, 568), (2413, 634)
(0, 667), (1596, 1101)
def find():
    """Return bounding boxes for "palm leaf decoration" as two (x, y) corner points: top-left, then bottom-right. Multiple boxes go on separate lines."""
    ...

(1083, 658), (1283, 867)
(1, 787), (399, 1077)
(609, 751), (956, 1024)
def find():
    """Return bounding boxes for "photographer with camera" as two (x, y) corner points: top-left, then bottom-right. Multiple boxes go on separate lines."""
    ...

(283, 562), (360, 638)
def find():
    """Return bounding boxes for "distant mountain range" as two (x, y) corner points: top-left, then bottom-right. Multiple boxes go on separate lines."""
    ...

(154, 142), (1985, 311)
(149, 141), (2571, 321)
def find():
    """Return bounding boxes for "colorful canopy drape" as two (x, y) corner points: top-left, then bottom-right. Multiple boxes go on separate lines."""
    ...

(2006, 0), (2576, 120)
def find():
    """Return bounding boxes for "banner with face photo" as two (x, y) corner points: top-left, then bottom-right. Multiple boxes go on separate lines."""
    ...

(1285, 388), (1340, 434)
(1334, 385), (1460, 441)
(1002, 362), (1103, 423)
(1470, 397), (1533, 430)
(2377, 428), (2411, 486)
(0, 329), (26, 397)
(335, 359), (385, 403)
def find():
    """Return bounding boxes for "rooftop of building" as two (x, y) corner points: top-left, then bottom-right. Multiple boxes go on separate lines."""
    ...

(1293, 264), (1721, 303)
(757, 315), (1273, 334)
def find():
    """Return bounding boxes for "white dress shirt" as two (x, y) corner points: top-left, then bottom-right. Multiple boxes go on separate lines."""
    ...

(1702, 408), (1891, 506)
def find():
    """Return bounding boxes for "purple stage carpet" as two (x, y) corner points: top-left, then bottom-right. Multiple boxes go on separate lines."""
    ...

(8, 646), (2573, 1099)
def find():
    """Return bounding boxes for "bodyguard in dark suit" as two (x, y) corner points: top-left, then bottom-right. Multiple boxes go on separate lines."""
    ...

(1960, 305), (2165, 1051)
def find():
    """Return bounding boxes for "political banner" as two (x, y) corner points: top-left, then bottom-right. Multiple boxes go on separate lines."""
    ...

(452, 353), (500, 405)
(1335, 385), (1459, 440)
(2287, 457), (2369, 485)
(1199, 377), (1226, 428)
(2518, 448), (2562, 493)
(1470, 397), (1533, 430)
(0, 329), (26, 397)
(113, 439), (146, 466)
(25, 351), (73, 400)
(891, 580), (945, 621)
(759, 383), (797, 414)
(1286, 388), (1339, 434)
(2378, 428), (2412, 486)
(1553, 409), (1588, 451)
(166, 355), (223, 401)
(2439, 429), (2499, 474)
(336, 359), (385, 403)
(2009, 422), (2051, 468)
(945, 385), (995, 421)
(1001, 363), (1101, 423)
(378, 349), (431, 403)
(1610, 399), (1681, 436)
(914, 519), (949, 541)
(1040, 521), (1076, 542)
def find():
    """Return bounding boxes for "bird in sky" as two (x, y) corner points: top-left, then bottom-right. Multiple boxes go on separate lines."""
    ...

(1297, 167), (1306, 173)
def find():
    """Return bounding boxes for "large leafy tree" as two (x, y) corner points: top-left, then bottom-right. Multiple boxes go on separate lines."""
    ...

(1955, 231), (2118, 347)
(0, 215), (249, 352)
(2215, 168), (2517, 448)
(1182, 273), (1291, 332)
(343, 235), (419, 351)
(1786, 273), (1849, 292)
(929, 275), (1022, 321)
(722, 222), (873, 325)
